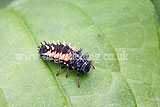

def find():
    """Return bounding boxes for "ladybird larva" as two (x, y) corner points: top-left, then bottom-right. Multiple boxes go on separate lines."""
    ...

(38, 41), (95, 88)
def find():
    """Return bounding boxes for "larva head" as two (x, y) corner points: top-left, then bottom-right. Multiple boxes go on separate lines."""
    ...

(38, 43), (48, 55)
(81, 61), (92, 74)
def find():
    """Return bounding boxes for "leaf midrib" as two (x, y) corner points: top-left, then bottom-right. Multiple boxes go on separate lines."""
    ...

(8, 9), (72, 107)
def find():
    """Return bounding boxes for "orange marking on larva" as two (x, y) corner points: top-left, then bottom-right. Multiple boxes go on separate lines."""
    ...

(64, 54), (72, 61)
(44, 51), (51, 56)
(54, 53), (60, 58)
(49, 52), (56, 57)
(59, 54), (66, 60)
(68, 54), (72, 58)
(72, 48), (76, 51)
(71, 46), (76, 51)
(64, 54), (69, 61)
(59, 53), (62, 59)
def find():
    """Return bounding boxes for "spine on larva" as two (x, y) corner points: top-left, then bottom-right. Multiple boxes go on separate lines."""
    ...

(38, 41), (92, 74)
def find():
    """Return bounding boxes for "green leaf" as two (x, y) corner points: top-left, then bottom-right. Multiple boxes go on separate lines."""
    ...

(0, 0), (160, 106)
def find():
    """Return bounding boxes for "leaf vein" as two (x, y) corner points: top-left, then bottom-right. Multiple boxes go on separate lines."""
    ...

(8, 9), (72, 107)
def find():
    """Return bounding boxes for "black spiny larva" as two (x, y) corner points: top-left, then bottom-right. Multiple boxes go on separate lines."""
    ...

(38, 41), (95, 88)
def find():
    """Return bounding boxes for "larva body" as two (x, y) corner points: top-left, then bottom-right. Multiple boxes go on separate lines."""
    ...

(38, 41), (94, 87)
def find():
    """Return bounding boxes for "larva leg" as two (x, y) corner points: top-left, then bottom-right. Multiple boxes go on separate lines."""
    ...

(91, 63), (95, 69)
(66, 67), (72, 78)
(77, 72), (80, 88)
(56, 66), (66, 76)
(66, 68), (69, 78)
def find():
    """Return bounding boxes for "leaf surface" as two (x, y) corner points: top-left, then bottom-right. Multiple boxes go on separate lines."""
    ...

(0, 0), (159, 106)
